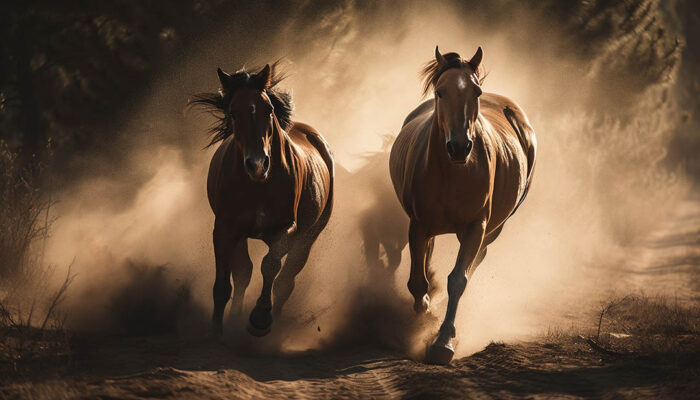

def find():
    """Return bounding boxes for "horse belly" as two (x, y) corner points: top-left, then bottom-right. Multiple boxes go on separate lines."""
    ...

(296, 154), (331, 231)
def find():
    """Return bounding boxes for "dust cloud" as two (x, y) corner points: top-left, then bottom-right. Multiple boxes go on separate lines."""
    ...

(43, 0), (692, 358)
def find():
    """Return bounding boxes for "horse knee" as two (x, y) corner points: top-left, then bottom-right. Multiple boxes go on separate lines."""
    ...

(261, 255), (282, 281)
(446, 271), (467, 297)
(407, 275), (429, 297)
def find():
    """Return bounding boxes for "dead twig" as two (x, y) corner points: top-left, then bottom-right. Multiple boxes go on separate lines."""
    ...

(38, 261), (76, 333)
(579, 335), (626, 357)
(596, 295), (630, 342)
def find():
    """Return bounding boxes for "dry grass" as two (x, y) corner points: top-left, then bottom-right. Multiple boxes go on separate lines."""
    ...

(0, 141), (76, 380)
(541, 294), (700, 365)
(0, 141), (54, 280)
(0, 265), (75, 379)
(539, 294), (700, 364)
(588, 295), (700, 358)
(601, 295), (699, 338)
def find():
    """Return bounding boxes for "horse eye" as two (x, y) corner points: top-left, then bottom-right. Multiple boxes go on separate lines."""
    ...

(435, 90), (442, 98)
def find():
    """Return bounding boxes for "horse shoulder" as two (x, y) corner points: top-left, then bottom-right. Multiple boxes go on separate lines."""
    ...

(390, 111), (433, 217)
(207, 135), (238, 214)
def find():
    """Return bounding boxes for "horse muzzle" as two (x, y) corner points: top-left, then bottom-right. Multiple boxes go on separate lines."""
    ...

(244, 155), (270, 182)
(446, 138), (472, 164)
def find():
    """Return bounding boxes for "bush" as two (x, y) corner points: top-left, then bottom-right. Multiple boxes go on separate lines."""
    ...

(0, 141), (52, 280)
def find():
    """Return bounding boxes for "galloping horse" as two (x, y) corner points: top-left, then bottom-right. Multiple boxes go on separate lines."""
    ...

(190, 62), (334, 336)
(389, 47), (537, 364)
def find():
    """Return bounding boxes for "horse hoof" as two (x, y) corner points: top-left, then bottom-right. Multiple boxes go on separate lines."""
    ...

(425, 342), (455, 365)
(247, 322), (272, 337)
(413, 294), (431, 314)
(248, 307), (272, 337)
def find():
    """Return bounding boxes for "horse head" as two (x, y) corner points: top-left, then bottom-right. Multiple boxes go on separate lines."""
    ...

(430, 46), (483, 164)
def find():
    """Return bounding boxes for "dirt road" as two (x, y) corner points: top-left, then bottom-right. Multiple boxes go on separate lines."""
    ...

(2, 199), (698, 399)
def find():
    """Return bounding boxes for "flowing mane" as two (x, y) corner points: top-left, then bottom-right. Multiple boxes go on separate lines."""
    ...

(420, 52), (486, 97)
(188, 60), (294, 147)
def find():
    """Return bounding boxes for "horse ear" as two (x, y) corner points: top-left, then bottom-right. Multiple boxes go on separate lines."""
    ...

(435, 46), (447, 67)
(468, 46), (483, 70)
(217, 67), (231, 88)
(257, 64), (272, 89)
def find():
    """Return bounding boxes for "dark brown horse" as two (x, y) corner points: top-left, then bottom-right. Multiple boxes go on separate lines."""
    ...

(190, 62), (334, 336)
(390, 47), (537, 364)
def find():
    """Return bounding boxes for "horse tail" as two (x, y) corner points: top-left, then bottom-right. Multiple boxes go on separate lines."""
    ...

(504, 106), (537, 218)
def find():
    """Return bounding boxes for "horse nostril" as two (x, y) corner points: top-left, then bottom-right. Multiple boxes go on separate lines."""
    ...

(262, 156), (270, 171)
(245, 158), (256, 172)
(446, 141), (455, 158)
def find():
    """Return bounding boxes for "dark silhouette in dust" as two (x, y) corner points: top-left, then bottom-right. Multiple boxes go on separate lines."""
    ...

(390, 47), (537, 364)
(189, 62), (334, 337)
(353, 138), (410, 273)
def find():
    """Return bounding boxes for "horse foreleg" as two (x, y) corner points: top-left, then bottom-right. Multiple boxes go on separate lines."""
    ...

(425, 220), (486, 365)
(407, 220), (431, 313)
(230, 239), (253, 316)
(212, 223), (236, 336)
(248, 237), (288, 337)
(424, 237), (437, 297)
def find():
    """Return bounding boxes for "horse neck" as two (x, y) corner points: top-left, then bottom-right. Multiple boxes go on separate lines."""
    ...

(271, 117), (293, 174)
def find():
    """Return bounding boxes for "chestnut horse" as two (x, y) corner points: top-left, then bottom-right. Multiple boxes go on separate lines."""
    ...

(190, 62), (334, 336)
(390, 47), (537, 364)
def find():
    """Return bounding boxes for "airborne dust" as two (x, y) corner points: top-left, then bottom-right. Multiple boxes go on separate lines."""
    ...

(43, 1), (692, 358)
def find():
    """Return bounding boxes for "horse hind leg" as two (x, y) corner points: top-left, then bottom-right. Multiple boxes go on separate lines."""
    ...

(385, 242), (403, 272)
(361, 216), (384, 271)
(272, 236), (316, 317)
(212, 223), (235, 336)
(468, 225), (503, 274)
(230, 240), (253, 316)
(407, 220), (431, 313)
(424, 237), (438, 297)
(248, 237), (288, 337)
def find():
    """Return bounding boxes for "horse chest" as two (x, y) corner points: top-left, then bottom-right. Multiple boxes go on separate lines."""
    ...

(413, 166), (491, 234)
(216, 180), (295, 237)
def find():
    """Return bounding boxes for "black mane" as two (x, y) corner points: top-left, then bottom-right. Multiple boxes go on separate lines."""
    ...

(188, 61), (294, 147)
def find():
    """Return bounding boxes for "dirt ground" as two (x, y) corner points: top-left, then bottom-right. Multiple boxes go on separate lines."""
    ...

(1, 199), (698, 400)
(2, 330), (698, 399)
